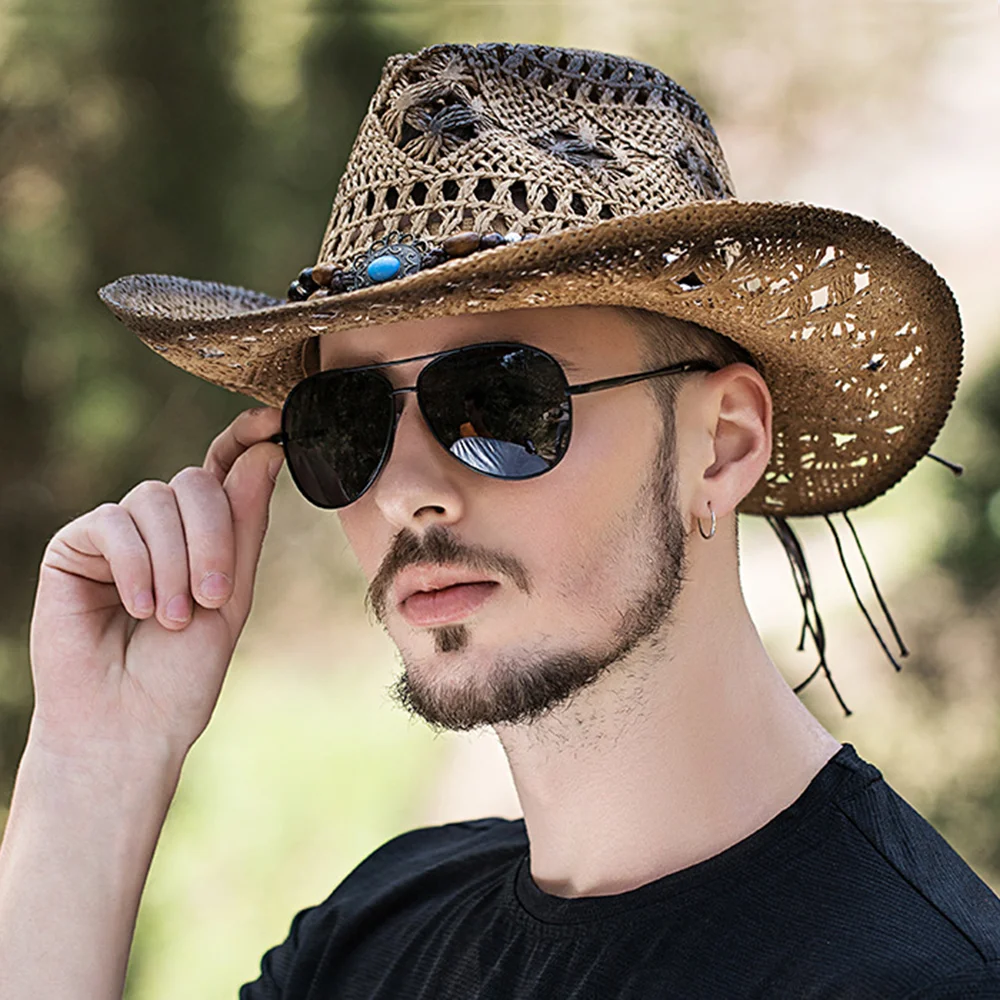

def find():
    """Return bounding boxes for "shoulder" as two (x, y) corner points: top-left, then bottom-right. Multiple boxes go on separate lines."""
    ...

(897, 964), (1000, 998)
(789, 745), (1000, 988)
(239, 817), (526, 999)
(331, 815), (527, 904)
(832, 749), (1000, 961)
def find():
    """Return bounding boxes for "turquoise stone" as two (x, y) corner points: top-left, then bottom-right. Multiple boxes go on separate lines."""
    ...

(367, 254), (401, 283)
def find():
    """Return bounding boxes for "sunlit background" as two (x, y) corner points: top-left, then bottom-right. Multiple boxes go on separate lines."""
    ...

(1, 1), (998, 996)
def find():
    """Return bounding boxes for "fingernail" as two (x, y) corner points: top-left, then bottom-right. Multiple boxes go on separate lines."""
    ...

(134, 590), (155, 615)
(165, 594), (191, 623)
(200, 572), (231, 602)
(268, 455), (284, 482)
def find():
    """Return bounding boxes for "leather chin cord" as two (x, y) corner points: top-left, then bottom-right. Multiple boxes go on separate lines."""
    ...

(765, 512), (909, 718)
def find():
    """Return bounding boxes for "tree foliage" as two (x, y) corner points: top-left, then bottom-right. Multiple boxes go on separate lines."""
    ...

(0, 1), (410, 809)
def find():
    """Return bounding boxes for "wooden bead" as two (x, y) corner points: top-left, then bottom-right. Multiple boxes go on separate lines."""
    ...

(442, 231), (482, 257)
(297, 267), (318, 292)
(311, 262), (338, 287)
(422, 247), (448, 268)
(327, 270), (348, 293)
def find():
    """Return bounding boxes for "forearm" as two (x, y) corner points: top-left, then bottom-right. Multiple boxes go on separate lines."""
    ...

(0, 737), (183, 1000)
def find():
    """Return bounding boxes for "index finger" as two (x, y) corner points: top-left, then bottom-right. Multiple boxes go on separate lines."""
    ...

(203, 407), (282, 484)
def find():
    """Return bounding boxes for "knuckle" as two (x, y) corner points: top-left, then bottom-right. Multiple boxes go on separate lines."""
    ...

(92, 501), (128, 531)
(206, 427), (229, 453)
(171, 465), (214, 491)
(47, 504), (114, 552)
(127, 479), (173, 504)
(89, 505), (145, 555)
(42, 530), (68, 561)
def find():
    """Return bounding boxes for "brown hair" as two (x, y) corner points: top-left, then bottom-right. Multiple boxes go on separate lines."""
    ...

(620, 307), (760, 542)
(621, 306), (757, 434)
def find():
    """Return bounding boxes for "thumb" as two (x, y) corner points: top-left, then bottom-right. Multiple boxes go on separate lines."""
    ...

(223, 439), (284, 617)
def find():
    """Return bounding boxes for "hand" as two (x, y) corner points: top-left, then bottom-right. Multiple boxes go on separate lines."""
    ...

(27, 407), (284, 765)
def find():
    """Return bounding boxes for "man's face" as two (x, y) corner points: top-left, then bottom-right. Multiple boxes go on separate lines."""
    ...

(322, 306), (694, 732)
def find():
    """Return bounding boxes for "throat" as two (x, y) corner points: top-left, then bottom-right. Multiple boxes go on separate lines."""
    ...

(496, 650), (843, 899)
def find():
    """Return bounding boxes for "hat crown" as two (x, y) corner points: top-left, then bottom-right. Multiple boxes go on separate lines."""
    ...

(318, 43), (736, 266)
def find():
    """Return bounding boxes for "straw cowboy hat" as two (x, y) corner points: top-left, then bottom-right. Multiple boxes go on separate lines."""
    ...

(98, 41), (962, 517)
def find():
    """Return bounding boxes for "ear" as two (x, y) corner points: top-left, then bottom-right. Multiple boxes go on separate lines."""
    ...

(692, 363), (772, 519)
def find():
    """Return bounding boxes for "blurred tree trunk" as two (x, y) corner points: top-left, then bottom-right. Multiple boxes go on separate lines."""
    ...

(0, 0), (406, 813)
(0, 0), (412, 993)
(0, 0), (249, 812)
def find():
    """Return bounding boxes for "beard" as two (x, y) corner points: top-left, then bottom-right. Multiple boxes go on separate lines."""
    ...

(367, 442), (688, 732)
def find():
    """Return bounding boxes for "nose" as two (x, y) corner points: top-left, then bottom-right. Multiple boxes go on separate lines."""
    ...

(368, 394), (467, 531)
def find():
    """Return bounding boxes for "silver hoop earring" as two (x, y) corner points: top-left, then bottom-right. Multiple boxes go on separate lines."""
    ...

(697, 503), (716, 540)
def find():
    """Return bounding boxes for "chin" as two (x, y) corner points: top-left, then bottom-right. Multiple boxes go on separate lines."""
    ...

(385, 628), (631, 732)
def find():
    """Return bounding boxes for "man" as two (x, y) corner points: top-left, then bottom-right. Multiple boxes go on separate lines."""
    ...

(1, 42), (998, 999)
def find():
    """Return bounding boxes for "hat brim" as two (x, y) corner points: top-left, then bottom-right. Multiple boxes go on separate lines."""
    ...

(99, 200), (962, 517)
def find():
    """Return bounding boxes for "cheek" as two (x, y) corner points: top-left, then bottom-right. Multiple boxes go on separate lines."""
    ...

(336, 506), (385, 580)
(333, 390), (666, 608)
(499, 394), (666, 599)
(559, 391), (664, 517)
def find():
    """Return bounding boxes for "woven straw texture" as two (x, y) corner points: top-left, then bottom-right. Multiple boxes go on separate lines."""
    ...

(99, 42), (962, 517)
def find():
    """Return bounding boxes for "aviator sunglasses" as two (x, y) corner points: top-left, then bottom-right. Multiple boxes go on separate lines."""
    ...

(272, 341), (719, 509)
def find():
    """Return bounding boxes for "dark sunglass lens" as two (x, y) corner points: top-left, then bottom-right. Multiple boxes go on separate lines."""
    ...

(419, 345), (571, 479)
(282, 370), (394, 508)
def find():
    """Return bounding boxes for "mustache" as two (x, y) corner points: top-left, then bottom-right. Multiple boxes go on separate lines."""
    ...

(365, 526), (532, 622)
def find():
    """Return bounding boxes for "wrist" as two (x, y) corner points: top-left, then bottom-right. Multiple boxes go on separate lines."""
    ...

(23, 719), (188, 785)
(5, 735), (183, 896)
(18, 727), (186, 813)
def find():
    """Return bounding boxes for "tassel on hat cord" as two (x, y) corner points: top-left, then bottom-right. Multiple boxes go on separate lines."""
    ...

(841, 511), (909, 660)
(765, 509), (912, 717)
(823, 515), (907, 672)
(926, 452), (964, 476)
(766, 515), (853, 717)
(772, 451), (956, 702)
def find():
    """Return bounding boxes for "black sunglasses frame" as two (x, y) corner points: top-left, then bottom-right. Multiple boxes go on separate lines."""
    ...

(271, 341), (719, 508)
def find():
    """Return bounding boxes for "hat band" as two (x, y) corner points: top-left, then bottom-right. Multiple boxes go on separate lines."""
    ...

(287, 228), (537, 301)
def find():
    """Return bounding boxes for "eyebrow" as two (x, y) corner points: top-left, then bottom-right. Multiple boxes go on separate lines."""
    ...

(546, 349), (580, 374)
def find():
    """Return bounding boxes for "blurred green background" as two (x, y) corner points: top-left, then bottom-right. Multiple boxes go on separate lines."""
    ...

(1, 1), (998, 995)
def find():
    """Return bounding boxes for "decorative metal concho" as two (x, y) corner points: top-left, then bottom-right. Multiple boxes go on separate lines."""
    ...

(287, 229), (531, 302)
(345, 231), (435, 291)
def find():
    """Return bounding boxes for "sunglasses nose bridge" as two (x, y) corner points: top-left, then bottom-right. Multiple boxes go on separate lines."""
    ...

(392, 381), (452, 454)
(389, 383), (417, 421)
(379, 383), (413, 439)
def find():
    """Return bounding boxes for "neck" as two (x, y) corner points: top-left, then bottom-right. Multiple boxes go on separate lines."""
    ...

(493, 544), (842, 899)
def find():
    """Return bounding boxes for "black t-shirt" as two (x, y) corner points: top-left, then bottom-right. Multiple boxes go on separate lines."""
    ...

(240, 743), (1000, 998)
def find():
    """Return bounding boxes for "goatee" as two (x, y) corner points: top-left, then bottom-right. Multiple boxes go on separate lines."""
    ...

(370, 443), (688, 732)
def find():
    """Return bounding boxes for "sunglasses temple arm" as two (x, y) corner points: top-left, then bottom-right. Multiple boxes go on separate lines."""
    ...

(568, 359), (719, 396)
(269, 432), (285, 445)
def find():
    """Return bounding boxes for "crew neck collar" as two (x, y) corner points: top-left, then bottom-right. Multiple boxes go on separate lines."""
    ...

(512, 742), (874, 925)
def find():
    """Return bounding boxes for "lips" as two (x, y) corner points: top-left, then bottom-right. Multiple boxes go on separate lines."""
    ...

(394, 567), (500, 627)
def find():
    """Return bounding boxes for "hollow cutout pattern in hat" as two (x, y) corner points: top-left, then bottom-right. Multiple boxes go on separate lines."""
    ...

(99, 42), (962, 520)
